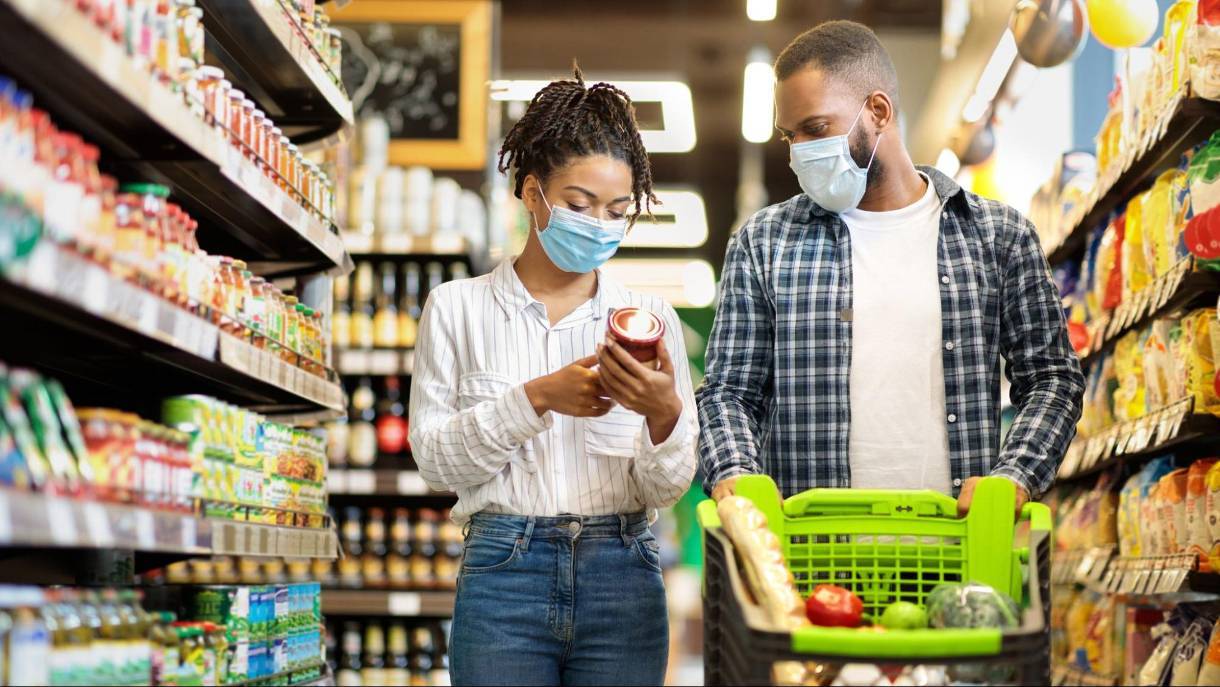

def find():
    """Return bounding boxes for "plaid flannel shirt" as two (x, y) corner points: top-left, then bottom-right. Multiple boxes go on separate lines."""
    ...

(696, 166), (1084, 500)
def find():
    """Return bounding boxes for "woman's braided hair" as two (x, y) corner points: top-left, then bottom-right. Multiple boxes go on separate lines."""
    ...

(498, 64), (657, 224)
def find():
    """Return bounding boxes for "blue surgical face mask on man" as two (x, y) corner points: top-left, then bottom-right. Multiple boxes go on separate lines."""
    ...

(788, 99), (882, 213)
(531, 184), (627, 273)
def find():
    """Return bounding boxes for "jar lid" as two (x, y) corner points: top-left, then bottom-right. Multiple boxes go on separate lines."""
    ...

(194, 65), (223, 79)
(119, 182), (171, 198)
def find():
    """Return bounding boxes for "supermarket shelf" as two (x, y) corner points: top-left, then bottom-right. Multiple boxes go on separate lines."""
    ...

(1052, 546), (1115, 587)
(321, 589), (455, 617)
(0, 488), (337, 559)
(0, 244), (346, 416)
(327, 470), (454, 497)
(341, 231), (471, 258)
(335, 348), (416, 376)
(0, 0), (351, 279)
(1045, 95), (1220, 266)
(1078, 258), (1220, 368)
(1099, 553), (1220, 601)
(1056, 397), (1220, 483)
(1052, 665), (1119, 687)
(199, 0), (353, 142)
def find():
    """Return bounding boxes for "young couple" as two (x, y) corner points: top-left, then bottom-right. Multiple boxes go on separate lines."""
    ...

(408, 20), (1084, 687)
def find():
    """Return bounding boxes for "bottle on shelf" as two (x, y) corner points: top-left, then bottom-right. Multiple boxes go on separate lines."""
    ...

(375, 376), (407, 456)
(387, 507), (412, 589)
(385, 622), (410, 686)
(351, 262), (375, 350)
(337, 621), (363, 687)
(363, 507), (388, 589)
(423, 261), (444, 309)
(338, 506), (365, 589)
(374, 262), (399, 348)
(410, 625), (434, 686)
(348, 376), (377, 468)
(398, 263), (421, 349)
(410, 509), (438, 589)
(449, 262), (469, 282)
(429, 622), (450, 687)
(362, 622), (386, 687)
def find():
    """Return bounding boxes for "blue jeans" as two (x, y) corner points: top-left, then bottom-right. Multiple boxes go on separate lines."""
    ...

(449, 512), (668, 686)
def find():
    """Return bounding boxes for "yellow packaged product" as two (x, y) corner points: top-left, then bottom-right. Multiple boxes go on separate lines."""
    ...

(1167, 319), (1189, 402)
(1143, 324), (1173, 410)
(1142, 482), (1164, 554)
(1182, 308), (1220, 414)
(1065, 592), (1097, 665)
(1122, 191), (1152, 304)
(1142, 171), (1174, 280)
(1118, 471), (1143, 557)
(1166, 0), (1196, 95)
(1186, 458), (1218, 562)
(1206, 461), (1220, 568)
(1084, 595), (1118, 677)
(1112, 330), (1147, 421)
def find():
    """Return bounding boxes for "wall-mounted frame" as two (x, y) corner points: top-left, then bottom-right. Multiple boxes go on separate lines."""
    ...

(333, 0), (492, 170)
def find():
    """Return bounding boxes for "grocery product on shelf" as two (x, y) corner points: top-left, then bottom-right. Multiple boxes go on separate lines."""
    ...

(0, 77), (335, 377)
(162, 394), (328, 526)
(0, 583), (325, 686)
(327, 618), (450, 687)
(333, 259), (461, 352)
(274, 0), (346, 83)
(332, 506), (462, 591)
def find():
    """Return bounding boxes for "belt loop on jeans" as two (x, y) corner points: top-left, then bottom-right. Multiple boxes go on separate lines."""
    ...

(461, 520), (471, 540)
(619, 513), (632, 547)
(521, 517), (535, 552)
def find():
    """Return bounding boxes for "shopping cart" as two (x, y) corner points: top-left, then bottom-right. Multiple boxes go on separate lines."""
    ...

(700, 475), (1052, 686)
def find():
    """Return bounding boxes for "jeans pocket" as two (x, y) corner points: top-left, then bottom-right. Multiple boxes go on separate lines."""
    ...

(461, 532), (522, 574)
(632, 533), (663, 573)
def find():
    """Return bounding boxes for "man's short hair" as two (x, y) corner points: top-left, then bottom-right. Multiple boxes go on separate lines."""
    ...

(775, 20), (900, 110)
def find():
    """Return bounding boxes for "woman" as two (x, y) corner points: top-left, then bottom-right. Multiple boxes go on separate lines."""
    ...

(408, 68), (698, 686)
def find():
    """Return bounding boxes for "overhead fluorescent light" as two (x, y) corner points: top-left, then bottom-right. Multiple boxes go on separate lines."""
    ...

(602, 258), (718, 308)
(935, 148), (961, 177)
(747, 0), (777, 21)
(622, 189), (709, 248)
(741, 49), (775, 144)
(962, 29), (1017, 123)
(490, 79), (697, 153)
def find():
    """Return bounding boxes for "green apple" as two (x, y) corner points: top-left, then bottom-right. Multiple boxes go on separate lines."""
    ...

(879, 601), (928, 630)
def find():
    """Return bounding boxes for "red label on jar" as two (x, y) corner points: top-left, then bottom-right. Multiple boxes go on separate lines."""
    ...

(377, 416), (408, 455)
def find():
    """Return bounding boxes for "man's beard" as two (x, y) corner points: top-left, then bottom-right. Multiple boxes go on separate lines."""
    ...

(850, 126), (885, 190)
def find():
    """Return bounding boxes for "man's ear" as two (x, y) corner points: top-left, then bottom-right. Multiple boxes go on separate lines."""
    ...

(867, 90), (895, 132)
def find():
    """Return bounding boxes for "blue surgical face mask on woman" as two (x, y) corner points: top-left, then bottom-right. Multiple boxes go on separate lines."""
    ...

(531, 184), (627, 273)
(788, 99), (882, 213)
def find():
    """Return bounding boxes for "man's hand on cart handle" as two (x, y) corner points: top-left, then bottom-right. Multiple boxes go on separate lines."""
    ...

(956, 476), (1028, 519)
(711, 475), (742, 502)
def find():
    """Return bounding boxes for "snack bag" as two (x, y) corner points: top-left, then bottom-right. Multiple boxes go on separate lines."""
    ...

(1124, 191), (1152, 304)
(1141, 623), (1181, 686)
(1168, 319), (1189, 402)
(1182, 308), (1220, 414)
(1205, 460), (1220, 568)
(1085, 595), (1118, 677)
(1119, 471), (1144, 557)
(1186, 458), (1219, 562)
(1145, 171), (1175, 279)
(1199, 619), (1220, 687)
(1170, 618), (1210, 686)
(1125, 608), (1165, 686)
(1113, 330), (1148, 421)
(1160, 468), (1191, 554)
(1144, 322), (1173, 410)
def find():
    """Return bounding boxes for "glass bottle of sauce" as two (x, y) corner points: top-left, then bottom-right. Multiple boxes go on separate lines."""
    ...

(332, 273), (352, 349)
(375, 376), (407, 457)
(398, 263), (421, 348)
(410, 509), (438, 588)
(347, 377), (377, 468)
(387, 508), (412, 589)
(338, 506), (364, 588)
(362, 507), (388, 589)
(350, 262), (375, 350)
(384, 622), (409, 686)
(361, 623), (385, 687)
(373, 262), (398, 348)
(337, 621), (363, 687)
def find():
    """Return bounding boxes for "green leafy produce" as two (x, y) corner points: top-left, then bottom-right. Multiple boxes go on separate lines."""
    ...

(926, 582), (1020, 629)
(879, 601), (928, 630)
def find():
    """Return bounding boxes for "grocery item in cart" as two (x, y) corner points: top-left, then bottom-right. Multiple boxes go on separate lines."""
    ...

(716, 495), (809, 632)
(926, 582), (1019, 631)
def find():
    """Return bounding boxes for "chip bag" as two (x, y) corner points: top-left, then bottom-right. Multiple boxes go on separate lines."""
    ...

(1186, 458), (1219, 563)
(1160, 468), (1190, 554)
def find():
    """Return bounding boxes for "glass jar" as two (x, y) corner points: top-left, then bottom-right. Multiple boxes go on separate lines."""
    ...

(240, 98), (256, 158)
(226, 88), (246, 147)
(277, 134), (292, 192)
(176, 1), (203, 67)
(285, 143), (300, 201)
(250, 109), (266, 169)
(113, 192), (144, 281)
(260, 119), (277, 177)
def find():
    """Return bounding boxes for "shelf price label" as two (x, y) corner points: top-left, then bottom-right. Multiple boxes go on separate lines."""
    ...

(397, 471), (428, 495)
(46, 499), (78, 546)
(82, 502), (115, 547)
(135, 510), (156, 549)
(388, 592), (422, 616)
(346, 470), (376, 494)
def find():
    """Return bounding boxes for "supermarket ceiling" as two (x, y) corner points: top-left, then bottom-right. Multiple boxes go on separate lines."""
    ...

(499, 0), (942, 265)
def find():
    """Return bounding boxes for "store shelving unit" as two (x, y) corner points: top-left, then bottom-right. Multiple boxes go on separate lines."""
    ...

(340, 231), (471, 258)
(1057, 397), (1220, 484)
(0, 243), (345, 417)
(335, 348), (417, 376)
(327, 469), (451, 497)
(1045, 95), (1220, 266)
(199, 0), (353, 143)
(321, 589), (456, 618)
(0, 0), (352, 278)
(1078, 257), (1220, 367)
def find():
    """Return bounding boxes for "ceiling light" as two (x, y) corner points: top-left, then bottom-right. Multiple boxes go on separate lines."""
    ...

(601, 259), (718, 308)
(747, 0), (777, 21)
(741, 49), (775, 144)
(490, 79), (696, 153)
(622, 190), (709, 248)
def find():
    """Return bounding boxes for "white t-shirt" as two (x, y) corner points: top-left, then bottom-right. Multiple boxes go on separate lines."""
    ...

(840, 174), (952, 494)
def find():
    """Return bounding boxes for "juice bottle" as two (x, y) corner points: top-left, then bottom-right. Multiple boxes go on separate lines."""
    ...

(247, 276), (268, 344)
(113, 192), (145, 282)
(174, 623), (206, 687)
(312, 309), (327, 367)
(76, 590), (104, 684)
(332, 273), (352, 349)
(238, 267), (254, 332)
(9, 606), (51, 687)
(122, 590), (153, 685)
(286, 299), (302, 359)
(95, 590), (125, 685)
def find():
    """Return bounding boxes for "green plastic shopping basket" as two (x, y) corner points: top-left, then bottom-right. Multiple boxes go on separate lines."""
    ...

(699, 475), (1052, 685)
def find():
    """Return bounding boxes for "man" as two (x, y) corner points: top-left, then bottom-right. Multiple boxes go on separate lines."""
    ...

(696, 20), (1084, 515)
